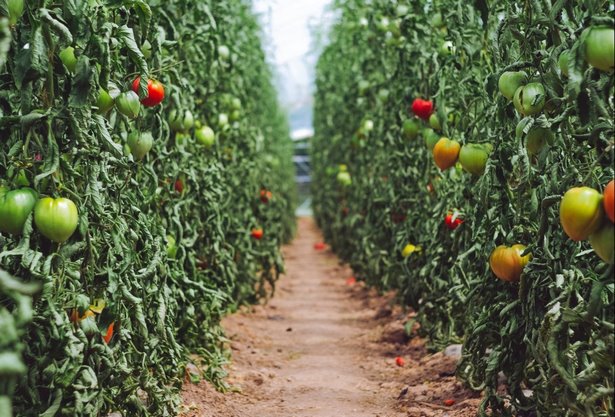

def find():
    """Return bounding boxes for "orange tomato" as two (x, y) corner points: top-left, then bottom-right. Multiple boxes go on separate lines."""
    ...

(433, 138), (461, 170)
(489, 244), (531, 282)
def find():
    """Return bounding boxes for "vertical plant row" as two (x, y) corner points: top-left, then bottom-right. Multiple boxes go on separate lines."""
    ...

(0, 1), (295, 416)
(312, 0), (613, 415)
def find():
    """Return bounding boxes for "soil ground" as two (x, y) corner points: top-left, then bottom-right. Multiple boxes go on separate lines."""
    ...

(180, 217), (481, 417)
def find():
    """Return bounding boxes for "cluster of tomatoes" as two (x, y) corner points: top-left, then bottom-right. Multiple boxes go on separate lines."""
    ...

(398, 24), (615, 280)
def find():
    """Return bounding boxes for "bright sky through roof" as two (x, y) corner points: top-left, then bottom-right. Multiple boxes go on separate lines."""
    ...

(252, 0), (333, 130)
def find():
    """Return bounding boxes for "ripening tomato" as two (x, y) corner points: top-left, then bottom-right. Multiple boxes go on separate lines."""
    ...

(132, 77), (165, 107)
(444, 212), (463, 230)
(489, 244), (531, 282)
(196, 126), (216, 148)
(59, 46), (77, 73)
(560, 187), (604, 241)
(589, 223), (614, 264)
(127, 131), (154, 161)
(498, 71), (527, 101)
(0, 187), (38, 235)
(603, 180), (614, 223)
(583, 26), (614, 72)
(458, 143), (492, 176)
(411, 98), (434, 120)
(402, 119), (420, 140)
(116, 91), (141, 119)
(513, 83), (546, 116)
(34, 197), (79, 243)
(251, 228), (263, 240)
(433, 137), (461, 170)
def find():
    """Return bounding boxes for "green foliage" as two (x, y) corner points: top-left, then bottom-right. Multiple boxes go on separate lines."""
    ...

(0, 1), (295, 416)
(312, 1), (613, 416)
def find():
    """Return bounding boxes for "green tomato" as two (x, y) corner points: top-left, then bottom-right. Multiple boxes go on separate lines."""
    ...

(402, 119), (420, 140)
(558, 51), (570, 78)
(34, 197), (79, 243)
(231, 98), (242, 110)
(498, 71), (528, 101)
(116, 91), (141, 119)
(525, 126), (554, 155)
(583, 26), (614, 72)
(97, 89), (114, 114)
(337, 171), (352, 186)
(429, 114), (441, 131)
(195, 126), (216, 148)
(458, 143), (492, 176)
(141, 40), (152, 59)
(127, 131), (154, 160)
(513, 83), (546, 116)
(59, 47), (77, 73)
(166, 235), (178, 259)
(218, 113), (229, 127)
(175, 132), (190, 147)
(439, 40), (455, 56)
(0, 187), (38, 235)
(423, 128), (440, 150)
(358, 80), (370, 95)
(182, 110), (195, 131)
(8, 0), (24, 25)
(430, 13), (444, 28)
(589, 222), (614, 264)
(218, 45), (230, 60)
(230, 110), (241, 122)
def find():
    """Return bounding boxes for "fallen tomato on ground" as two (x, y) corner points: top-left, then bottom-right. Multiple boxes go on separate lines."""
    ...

(395, 356), (405, 367)
(314, 242), (326, 251)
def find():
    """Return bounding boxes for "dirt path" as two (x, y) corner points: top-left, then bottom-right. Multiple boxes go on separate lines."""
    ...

(181, 217), (480, 417)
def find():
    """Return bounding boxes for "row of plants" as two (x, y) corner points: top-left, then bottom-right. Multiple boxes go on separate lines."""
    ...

(0, 0), (295, 415)
(312, 0), (613, 415)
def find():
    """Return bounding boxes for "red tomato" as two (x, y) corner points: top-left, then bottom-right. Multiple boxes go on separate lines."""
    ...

(346, 276), (356, 285)
(260, 189), (272, 203)
(395, 356), (405, 367)
(604, 180), (614, 223)
(314, 242), (326, 251)
(445, 212), (463, 230)
(443, 399), (456, 406)
(251, 228), (263, 240)
(103, 322), (115, 344)
(174, 179), (184, 194)
(411, 98), (434, 120)
(132, 76), (165, 107)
